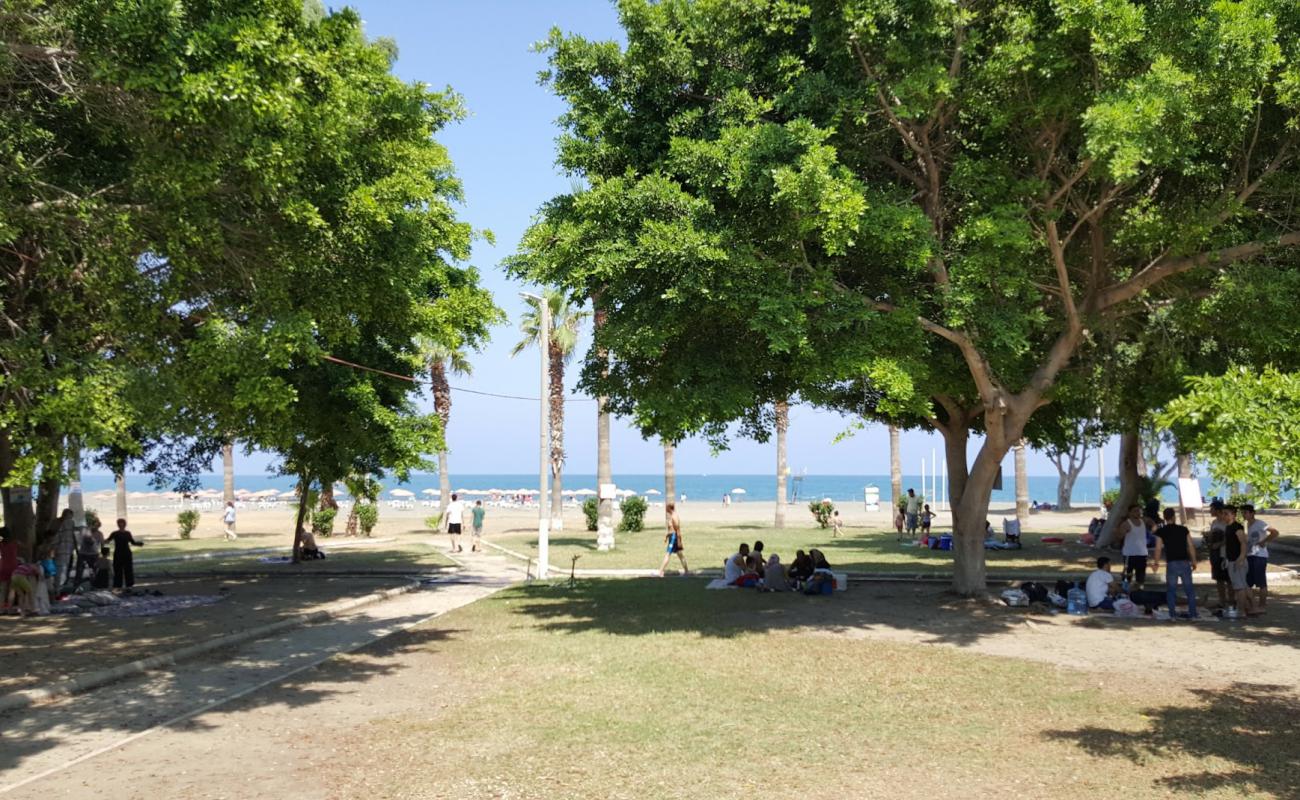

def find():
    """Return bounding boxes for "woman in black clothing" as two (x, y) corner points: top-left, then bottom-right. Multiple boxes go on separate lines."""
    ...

(108, 518), (143, 589)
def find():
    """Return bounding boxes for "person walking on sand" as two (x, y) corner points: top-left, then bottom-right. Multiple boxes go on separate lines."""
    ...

(444, 493), (465, 553)
(108, 518), (143, 589)
(657, 502), (689, 576)
(223, 501), (238, 541)
(470, 500), (486, 553)
(831, 510), (844, 538)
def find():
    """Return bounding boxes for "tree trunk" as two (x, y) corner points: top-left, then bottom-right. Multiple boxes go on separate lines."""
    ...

(34, 465), (61, 550)
(549, 340), (565, 533)
(430, 359), (452, 517)
(663, 440), (676, 523)
(889, 424), (902, 515)
(593, 298), (615, 550)
(115, 472), (128, 523)
(1098, 427), (1141, 548)
(320, 483), (338, 511)
(1055, 462), (1084, 510)
(68, 437), (85, 529)
(222, 441), (235, 505)
(0, 429), (35, 559)
(1014, 440), (1030, 523)
(939, 422), (970, 521)
(775, 400), (789, 528)
(1176, 448), (1193, 523)
(292, 475), (311, 561)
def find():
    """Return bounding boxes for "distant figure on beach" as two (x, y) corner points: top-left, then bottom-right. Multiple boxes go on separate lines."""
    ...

(444, 493), (465, 553)
(223, 501), (238, 541)
(108, 518), (143, 589)
(471, 500), (485, 552)
(723, 493), (730, 506)
(657, 501), (689, 577)
(831, 510), (844, 538)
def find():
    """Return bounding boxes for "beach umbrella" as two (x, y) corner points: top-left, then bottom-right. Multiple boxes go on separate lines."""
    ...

(421, 488), (440, 496)
(278, 489), (298, 499)
(128, 491), (151, 499)
(390, 488), (415, 498)
(644, 489), (662, 495)
(573, 488), (597, 496)
(730, 488), (747, 495)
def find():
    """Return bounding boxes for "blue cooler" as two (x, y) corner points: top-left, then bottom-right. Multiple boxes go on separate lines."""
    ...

(938, 534), (953, 551)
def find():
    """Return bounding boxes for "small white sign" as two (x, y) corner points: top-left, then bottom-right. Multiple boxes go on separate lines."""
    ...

(599, 483), (617, 500)
(1178, 477), (1203, 509)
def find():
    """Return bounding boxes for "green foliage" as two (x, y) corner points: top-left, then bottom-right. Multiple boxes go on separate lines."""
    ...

(1161, 366), (1300, 503)
(809, 499), (836, 529)
(177, 510), (201, 540)
(1102, 488), (1121, 507)
(356, 503), (379, 537)
(83, 509), (101, 531)
(617, 496), (647, 532)
(425, 513), (444, 532)
(582, 498), (599, 532)
(312, 507), (337, 538)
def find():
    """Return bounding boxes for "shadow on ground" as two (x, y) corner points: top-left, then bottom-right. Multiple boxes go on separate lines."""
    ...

(1049, 682), (1300, 797)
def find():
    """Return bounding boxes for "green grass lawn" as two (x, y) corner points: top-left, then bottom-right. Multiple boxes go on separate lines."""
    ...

(137, 537), (455, 574)
(487, 523), (1102, 577)
(340, 578), (1297, 799)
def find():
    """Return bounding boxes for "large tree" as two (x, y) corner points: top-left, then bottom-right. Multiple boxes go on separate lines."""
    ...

(516, 0), (1300, 594)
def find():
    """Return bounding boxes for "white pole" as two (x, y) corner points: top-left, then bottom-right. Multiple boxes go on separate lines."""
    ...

(522, 291), (551, 579)
(931, 447), (937, 513)
(941, 457), (947, 514)
(1097, 445), (1106, 515)
(920, 457), (926, 505)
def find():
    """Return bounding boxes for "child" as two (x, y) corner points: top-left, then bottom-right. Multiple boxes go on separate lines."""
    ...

(92, 546), (113, 589)
(470, 500), (485, 552)
(831, 510), (844, 538)
(921, 505), (934, 536)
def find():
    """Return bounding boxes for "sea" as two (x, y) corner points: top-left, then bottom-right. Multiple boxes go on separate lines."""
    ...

(71, 472), (1211, 507)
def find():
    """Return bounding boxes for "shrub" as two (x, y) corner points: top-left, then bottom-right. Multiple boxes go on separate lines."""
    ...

(618, 496), (647, 532)
(425, 512), (443, 531)
(84, 508), (101, 530)
(809, 499), (835, 528)
(582, 498), (599, 531)
(177, 509), (200, 540)
(357, 503), (379, 537)
(1101, 488), (1121, 507)
(312, 507), (337, 537)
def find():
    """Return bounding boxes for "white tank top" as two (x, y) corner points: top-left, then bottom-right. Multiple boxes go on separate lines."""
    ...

(1122, 520), (1148, 557)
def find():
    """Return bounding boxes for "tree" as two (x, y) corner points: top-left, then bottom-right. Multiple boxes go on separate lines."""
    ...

(1013, 440), (1030, 523)
(663, 439), (676, 514)
(889, 425), (902, 514)
(513, 290), (590, 532)
(774, 400), (790, 528)
(222, 443), (236, 506)
(516, 0), (1300, 595)
(420, 340), (473, 518)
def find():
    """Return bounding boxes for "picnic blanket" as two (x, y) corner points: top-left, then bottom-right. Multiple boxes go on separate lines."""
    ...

(87, 595), (226, 618)
(705, 578), (738, 590)
(257, 556), (294, 564)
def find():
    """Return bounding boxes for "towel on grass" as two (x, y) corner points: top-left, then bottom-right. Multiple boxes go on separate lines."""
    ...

(705, 578), (738, 590)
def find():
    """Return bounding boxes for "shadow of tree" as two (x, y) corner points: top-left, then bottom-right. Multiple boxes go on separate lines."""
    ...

(1047, 683), (1300, 798)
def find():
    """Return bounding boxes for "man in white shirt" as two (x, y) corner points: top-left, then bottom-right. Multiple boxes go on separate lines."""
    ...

(223, 501), (237, 541)
(723, 543), (750, 585)
(1242, 504), (1279, 609)
(904, 489), (922, 537)
(1086, 556), (1118, 611)
(444, 493), (465, 553)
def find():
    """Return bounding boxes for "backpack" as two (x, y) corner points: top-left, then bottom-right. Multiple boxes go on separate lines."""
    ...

(1019, 581), (1049, 604)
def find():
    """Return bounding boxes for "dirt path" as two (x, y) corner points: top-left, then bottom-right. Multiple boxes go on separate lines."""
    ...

(0, 549), (525, 796)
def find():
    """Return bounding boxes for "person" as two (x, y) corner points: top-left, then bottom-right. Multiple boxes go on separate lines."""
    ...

(1242, 504), (1278, 610)
(9, 560), (39, 614)
(74, 519), (105, 587)
(470, 500), (486, 552)
(983, 520), (995, 541)
(751, 540), (765, 575)
(108, 518), (143, 589)
(831, 510), (845, 538)
(762, 554), (788, 591)
(1086, 556), (1119, 611)
(904, 488), (922, 536)
(1222, 505), (1256, 617)
(920, 505), (934, 536)
(723, 543), (750, 585)
(223, 501), (238, 541)
(50, 509), (76, 591)
(722, 493), (730, 507)
(657, 501), (689, 577)
(444, 493), (465, 553)
(1116, 504), (1149, 589)
(1152, 508), (1198, 619)
(1205, 502), (1230, 608)
(786, 549), (813, 587)
(0, 526), (17, 607)
(92, 546), (113, 590)
(805, 549), (835, 594)
(893, 504), (905, 538)
(300, 528), (325, 560)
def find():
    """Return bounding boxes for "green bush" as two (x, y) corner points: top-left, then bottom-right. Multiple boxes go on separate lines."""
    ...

(1101, 488), (1121, 506)
(84, 508), (101, 530)
(357, 503), (379, 537)
(177, 509), (200, 540)
(425, 512), (443, 531)
(312, 507), (337, 537)
(618, 495), (647, 532)
(809, 499), (835, 528)
(582, 498), (599, 531)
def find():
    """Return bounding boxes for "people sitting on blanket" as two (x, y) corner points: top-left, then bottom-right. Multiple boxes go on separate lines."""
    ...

(751, 540), (766, 575)
(1086, 557), (1119, 611)
(300, 529), (326, 560)
(724, 543), (756, 586)
(762, 554), (789, 592)
(803, 549), (835, 595)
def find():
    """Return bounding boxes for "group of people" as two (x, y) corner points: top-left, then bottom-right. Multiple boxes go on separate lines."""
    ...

(1083, 501), (1277, 619)
(0, 513), (144, 615)
(893, 488), (935, 539)
(721, 541), (837, 593)
(440, 493), (486, 554)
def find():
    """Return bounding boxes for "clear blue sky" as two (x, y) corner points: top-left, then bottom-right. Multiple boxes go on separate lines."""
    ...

(150, 1), (1125, 479)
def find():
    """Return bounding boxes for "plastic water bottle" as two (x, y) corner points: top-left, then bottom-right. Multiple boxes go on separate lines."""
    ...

(1121, 577), (1130, 595)
(1067, 585), (1087, 616)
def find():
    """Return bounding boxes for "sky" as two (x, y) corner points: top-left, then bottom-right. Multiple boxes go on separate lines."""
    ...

(127, 0), (1124, 479)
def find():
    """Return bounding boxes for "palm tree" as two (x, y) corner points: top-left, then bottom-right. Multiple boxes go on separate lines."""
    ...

(663, 439), (676, 517)
(417, 337), (472, 517)
(1014, 439), (1029, 522)
(513, 290), (590, 533)
(222, 441), (235, 506)
(775, 400), (790, 528)
(889, 424), (902, 515)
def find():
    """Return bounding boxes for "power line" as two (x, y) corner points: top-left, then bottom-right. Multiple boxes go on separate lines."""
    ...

(321, 353), (596, 403)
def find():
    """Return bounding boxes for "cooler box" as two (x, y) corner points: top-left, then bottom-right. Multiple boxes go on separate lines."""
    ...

(938, 534), (953, 551)
(832, 571), (848, 591)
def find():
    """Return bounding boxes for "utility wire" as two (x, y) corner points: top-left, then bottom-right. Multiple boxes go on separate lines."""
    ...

(321, 353), (596, 403)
